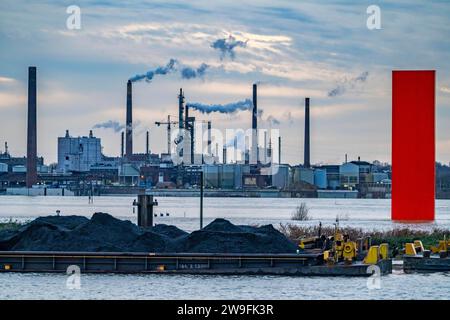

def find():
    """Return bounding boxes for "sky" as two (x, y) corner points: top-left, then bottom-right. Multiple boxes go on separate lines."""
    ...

(0, 0), (449, 165)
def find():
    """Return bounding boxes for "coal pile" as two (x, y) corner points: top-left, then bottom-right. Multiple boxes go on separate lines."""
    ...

(0, 213), (296, 254)
(173, 219), (297, 253)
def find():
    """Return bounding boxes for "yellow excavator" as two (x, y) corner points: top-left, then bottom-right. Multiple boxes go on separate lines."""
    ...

(404, 236), (450, 257)
(298, 218), (389, 265)
(430, 236), (449, 254)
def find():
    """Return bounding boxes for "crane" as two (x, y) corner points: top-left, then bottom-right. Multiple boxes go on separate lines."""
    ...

(155, 115), (179, 154)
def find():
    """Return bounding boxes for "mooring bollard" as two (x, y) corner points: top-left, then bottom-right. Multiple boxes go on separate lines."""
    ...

(134, 195), (158, 228)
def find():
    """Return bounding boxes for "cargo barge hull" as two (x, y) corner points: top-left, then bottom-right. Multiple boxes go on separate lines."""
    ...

(0, 251), (392, 276)
(403, 255), (450, 273)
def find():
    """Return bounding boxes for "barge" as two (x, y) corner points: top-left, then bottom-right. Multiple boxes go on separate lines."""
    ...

(403, 255), (450, 273)
(403, 240), (450, 273)
(0, 251), (392, 276)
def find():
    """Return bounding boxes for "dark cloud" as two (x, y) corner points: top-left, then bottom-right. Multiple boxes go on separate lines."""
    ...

(211, 35), (248, 60)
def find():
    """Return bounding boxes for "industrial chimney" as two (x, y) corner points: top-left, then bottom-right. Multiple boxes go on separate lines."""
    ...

(146, 131), (149, 154)
(178, 88), (184, 129)
(251, 83), (258, 164)
(223, 146), (227, 164)
(121, 131), (124, 158)
(126, 80), (133, 158)
(264, 131), (267, 163)
(278, 136), (282, 164)
(304, 97), (310, 168)
(207, 121), (212, 155)
(26, 66), (38, 188)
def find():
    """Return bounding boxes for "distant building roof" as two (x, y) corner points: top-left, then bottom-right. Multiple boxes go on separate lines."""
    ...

(350, 161), (372, 166)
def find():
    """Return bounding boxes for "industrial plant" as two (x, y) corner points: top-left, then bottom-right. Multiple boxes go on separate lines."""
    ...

(0, 66), (449, 199)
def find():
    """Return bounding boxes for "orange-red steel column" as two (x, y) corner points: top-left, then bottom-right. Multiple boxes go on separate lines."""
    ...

(392, 70), (435, 221)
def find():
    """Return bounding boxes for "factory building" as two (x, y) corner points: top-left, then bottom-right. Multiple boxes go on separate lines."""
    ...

(318, 165), (340, 189)
(349, 159), (374, 184)
(57, 130), (102, 173)
(313, 169), (327, 189)
(271, 164), (290, 190)
(339, 162), (359, 189)
(291, 166), (314, 185)
(203, 164), (246, 189)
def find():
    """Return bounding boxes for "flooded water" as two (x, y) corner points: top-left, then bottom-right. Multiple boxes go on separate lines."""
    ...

(0, 195), (449, 300)
(0, 269), (449, 300)
(1, 196), (449, 232)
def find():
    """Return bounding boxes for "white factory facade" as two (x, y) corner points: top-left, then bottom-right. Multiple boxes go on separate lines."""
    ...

(57, 130), (102, 173)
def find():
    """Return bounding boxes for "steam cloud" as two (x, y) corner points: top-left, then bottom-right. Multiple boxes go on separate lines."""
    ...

(187, 99), (253, 114)
(328, 71), (369, 97)
(129, 59), (209, 82)
(211, 35), (248, 60)
(129, 59), (177, 82)
(181, 63), (209, 79)
(93, 120), (124, 133)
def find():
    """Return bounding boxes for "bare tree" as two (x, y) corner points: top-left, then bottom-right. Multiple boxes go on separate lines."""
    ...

(291, 202), (310, 221)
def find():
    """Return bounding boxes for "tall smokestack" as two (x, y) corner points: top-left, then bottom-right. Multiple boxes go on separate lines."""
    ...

(304, 97), (310, 168)
(178, 88), (184, 129)
(268, 137), (272, 162)
(185, 103), (189, 127)
(252, 83), (258, 164)
(207, 121), (212, 155)
(146, 131), (149, 154)
(190, 118), (195, 164)
(234, 136), (238, 163)
(121, 131), (124, 158)
(278, 136), (282, 164)
(184, 104), (195, 164)
(223, 146), (227, 164)
(26, 66), (38, 188)
(126, 80), (133, 157)
(264, 131), (267, 163)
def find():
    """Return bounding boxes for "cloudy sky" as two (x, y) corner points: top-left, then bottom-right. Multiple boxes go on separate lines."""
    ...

(0, 0), (449, 165)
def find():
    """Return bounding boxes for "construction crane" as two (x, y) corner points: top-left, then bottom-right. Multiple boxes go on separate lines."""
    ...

(155, 115), (179, 154)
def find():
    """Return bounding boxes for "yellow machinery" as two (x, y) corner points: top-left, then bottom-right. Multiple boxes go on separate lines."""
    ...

(363, 243), (390, 264)
(404, 243), (417, 256)
(430, 238), (450, 254)
(403, 237), (450, 256)
(333, 218), (358, 263)
(342, 241), (357, 263)
(299, 237), (319, 250)
(304, 219), (390, 265)
(363, 246), (379, 264)
(404, 240), (427, 256)
(320, 218), (359, 264)
(413, 240), (424, 253)
(379, 243), (389, 260)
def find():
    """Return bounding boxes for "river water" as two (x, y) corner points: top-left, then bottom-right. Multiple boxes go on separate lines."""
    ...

(0, 196), (449, 300)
